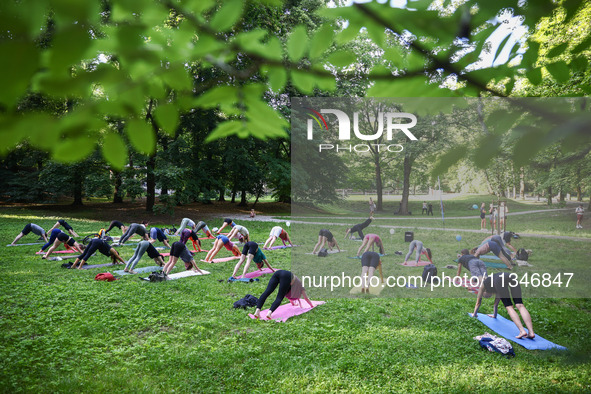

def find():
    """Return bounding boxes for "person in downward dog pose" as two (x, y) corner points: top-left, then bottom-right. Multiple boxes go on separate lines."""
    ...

(48, 219), (79, 238)
(70, 239), (125, 269)
(124, 240), (166, 274)
(253, 270), (314, 320)
(402, 240), (432, 264)
(263, 226), (293, 249)
(202, 235), (241, 262)
(230, 241), (274, 279)
(43, 231), (85, 259)
(356, 233), (385, 257)
(311, 229), (340, 255)
(11, 223), (48, 245)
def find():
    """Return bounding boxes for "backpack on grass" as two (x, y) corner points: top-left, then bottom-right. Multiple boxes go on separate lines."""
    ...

(148, 271), (168, 282)
(318, 248), (328, 257)
(421, 264), (437, 285)
(479, 334), (515, 358)
(516, 248), (529, 261)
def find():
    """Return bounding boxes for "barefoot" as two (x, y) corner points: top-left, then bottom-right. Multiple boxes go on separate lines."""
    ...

(128, 270), (137, 274)
(516, 331), (528, 339)
(527, 333), (535, 339)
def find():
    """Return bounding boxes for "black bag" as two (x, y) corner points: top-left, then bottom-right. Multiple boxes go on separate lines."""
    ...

(233, 294), (258, 309)
(422, 264), (437, 285)
(61, 262), (73, 269)
(405, 232), (414, 242)
(516, 248), (529, 261)
(318, 248), (328, 257)
(148, 271), (168, 282)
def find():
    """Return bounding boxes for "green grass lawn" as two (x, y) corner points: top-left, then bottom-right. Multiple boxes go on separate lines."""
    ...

(0, 210), (590, 392)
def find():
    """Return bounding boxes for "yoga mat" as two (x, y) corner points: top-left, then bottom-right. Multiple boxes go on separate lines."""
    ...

(481, 254), (501, 261)
(238, 267), (276, 279)
(248, 300), (325, 322)
(7, 242), (45, 247)
(82, 263), (124, 270)
(113, 266), (165, 275)
(264, 245), (299, 250)
(454, 277), (479, 294)
(139, 269), (211, 281)
(304, 250), (345, 255)
(348, 254), (387, 259)
(46, 255), (78, 261)
(484, 261), (509, 269)
(471, 313), (567, 350)
(350, 283), (384, 296)
(36, 250), (78, 254)
(133, 246), (166, 250)
(228, 277), (260, 283)
(200, 256), (240, 264)
(400, 260), (431, 267)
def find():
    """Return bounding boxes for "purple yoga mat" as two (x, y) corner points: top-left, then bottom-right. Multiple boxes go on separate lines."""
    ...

(200, 255), (240, 264)
(248, 300), (325, 322)
(238, 267), (276, 279)
(264, 245), (299, 250)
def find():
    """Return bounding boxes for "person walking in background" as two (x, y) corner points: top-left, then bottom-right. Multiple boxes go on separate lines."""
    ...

(576, 204), (584, 229)
(427, 203), (434, 216)
(422, 201), (428, 215)
(369, 197), (376, 215)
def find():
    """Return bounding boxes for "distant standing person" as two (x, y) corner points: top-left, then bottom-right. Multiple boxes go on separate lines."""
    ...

(422, 201), (428, 215)
(479, 203), (487, 231)
(576, 204), (584, 229)
(48, 220), (79, 238)
(369, 197), (376, 215)
(11, 223), (48, 245)
(427, 203), (433, 216)
(250, 209), (256, 218)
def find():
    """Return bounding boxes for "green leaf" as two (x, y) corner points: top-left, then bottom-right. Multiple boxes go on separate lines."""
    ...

(546, 42), (568, 59)
(210, 0), (244, 32)
(472, 134), (501, 169)
(545, 61), (570, 83)
(126, 119), (155, 155)
(264, 36), (283, 61)
(185, 0), (216, 13)
(310, 23), (334, 59)
(291, 70), (315, 94)
(52, 136), (96, 163)
(264, 66), (287, 92)
(326, 51), (357, 67)
(102, 132), (128, 170)
(511, 127), (546, 167)
(287, 25), (308, 62)
(525, 68), (542, 85)
(569, 56), (588, 74)
(48, 25), (91, 74)
(315, 75), (337, 92)
(153, 104), (179, 137)
(432, 145), (467, 176)
(205, 120), (245, 142)
(194, 85), (237, 108)
(160, 64), (192, 91)
(0, 41), (39, 108)
(572, 36), (591, 54)
(520, 41), (540, 68)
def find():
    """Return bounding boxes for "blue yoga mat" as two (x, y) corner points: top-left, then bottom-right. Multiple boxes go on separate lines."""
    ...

(481, 254), (501, 261)
(82, 263), (123, 270)
(471, 313), (567, 350)
(484, 261), (509, 269)
(228, 277), (260, 283)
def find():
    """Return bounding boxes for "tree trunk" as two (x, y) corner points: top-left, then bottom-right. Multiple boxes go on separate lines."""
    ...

(218, 189), (225, 202)
(113, 171), (123, 203)
(559, 188), (565, 202)
(146, 155), (156, 212)
(399, 155), (412, 215)
(374, 156), (383, 211)
(547, 186), (552, 205)
(239, 190), (247, 206)
(519, 167), (525, 200)
(577, 185), (582, 202)
(231, 189), (236, 203)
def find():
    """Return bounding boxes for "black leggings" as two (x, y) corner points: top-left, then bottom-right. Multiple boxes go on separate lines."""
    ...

(106, 220), (124, 233)
(350, 218), (372, 239)
(256, 270), (292, 312)
(78, 239), (110, 262)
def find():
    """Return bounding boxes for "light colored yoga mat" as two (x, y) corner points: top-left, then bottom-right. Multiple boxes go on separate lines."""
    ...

(400, 260), (431, 267)
(248, 300), (324, 322)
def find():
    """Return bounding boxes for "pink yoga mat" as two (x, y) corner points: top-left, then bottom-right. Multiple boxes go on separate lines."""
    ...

(200, 255), (240, 264)
(400, 260), (431, 267)
(160, 250), (207, 257)
(264, 245), (299, 250)
(249, 300), (325, 322)
(238, 267), (276, 279)
(36, 249), (79, 254)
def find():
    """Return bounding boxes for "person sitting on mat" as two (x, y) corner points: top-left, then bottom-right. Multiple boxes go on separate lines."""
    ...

(43, 231), (85, 259)
(227, 224), (250, 243)
(456, 248), (487, 282)
(105, 220), (127, 235)
(149, 227), (171, 248)
(357, 233), (385, 257)
(70, 239), (125, 269)
(118, 221), (149, 245)
(472, 240), (512, 269)
(253, 270), (314, 320)
(403, 240), (432, 265)
(230, 241), (274, 279)
(345, 216), (373, 240)
(216, 218), (236, 234)
(312, 229), (340, 254)
(203, 235), (240, 262)
(124, 240), (166, 274)
(48, 219), (79, 238)
(472, 271), (535, 339)
(360, 251), (383, 294)
(163, 241), (203, 274)
(194, 221), (214, 238)
(263, 226), (293, 249)
(179, 229), (204, 252)
(11, 223), (48, 245)
(250, 209), (256, 218)
(175, 218), (196, 235)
